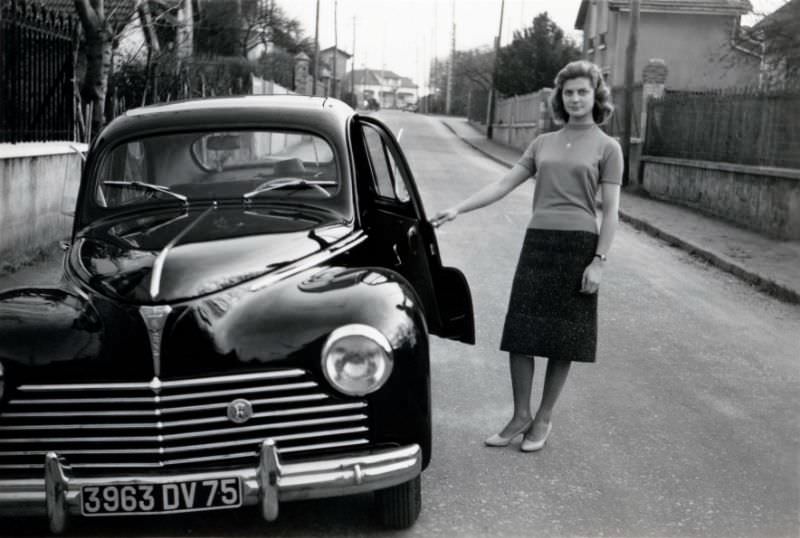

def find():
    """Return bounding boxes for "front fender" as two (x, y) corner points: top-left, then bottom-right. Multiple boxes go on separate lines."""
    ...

(0, 287), (102, 368)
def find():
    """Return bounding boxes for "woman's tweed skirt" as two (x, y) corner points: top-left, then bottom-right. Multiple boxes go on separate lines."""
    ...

(500, 228), (599, 362)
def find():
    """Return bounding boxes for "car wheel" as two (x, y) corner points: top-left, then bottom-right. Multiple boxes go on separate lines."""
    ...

(374, 475), (421, 529)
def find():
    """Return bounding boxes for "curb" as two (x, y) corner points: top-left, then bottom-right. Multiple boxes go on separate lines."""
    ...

(440, 120), (800, 305)
(440, 120), (516, 170)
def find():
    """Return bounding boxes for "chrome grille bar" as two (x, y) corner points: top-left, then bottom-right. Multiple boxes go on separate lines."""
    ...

(2, 414), (368, 444)
(0, 403), (368, 431)
(160, 427), (370, 453)
(160, 393), (329, 415)
(4, 394), (332, 419)
(2, 410), (158, 418)
(16, 369), (307, 392)
(10, 381), (319, 406)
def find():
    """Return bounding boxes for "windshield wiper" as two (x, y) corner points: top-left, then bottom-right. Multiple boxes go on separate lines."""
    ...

(243, 178), (335, 200)
(103, 181), (189, 205)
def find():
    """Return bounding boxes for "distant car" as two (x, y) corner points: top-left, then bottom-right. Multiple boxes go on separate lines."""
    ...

(0, 96), (474, 532)
(366, 97), (380, 111)
(402, 103), (419, 113)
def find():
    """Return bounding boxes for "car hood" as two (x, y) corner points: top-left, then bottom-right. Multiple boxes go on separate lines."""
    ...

(71, 205), (354, 304)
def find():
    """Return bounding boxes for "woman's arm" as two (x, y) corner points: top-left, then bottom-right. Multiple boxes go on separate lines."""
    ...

(595, 182), (620, 256)
(431, 164), (531, 226)
(580, 182), (620, 294)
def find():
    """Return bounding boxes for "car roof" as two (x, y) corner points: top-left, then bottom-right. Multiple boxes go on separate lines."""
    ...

(96, 95), (355, 145)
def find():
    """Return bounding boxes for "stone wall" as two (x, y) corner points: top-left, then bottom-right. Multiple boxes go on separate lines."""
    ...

(641, 156), (800, 240)
(0, 145), (84, 269)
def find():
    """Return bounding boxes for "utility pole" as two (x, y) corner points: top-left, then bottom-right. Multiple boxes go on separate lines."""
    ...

(351, 16), (356, 106)
(622, 0), (640, 186)
(333, 0), (338, 99)
(312, 0), (320, 96)
(432, 1), (438, 110)
(487, 0), (505, 140)
(445, 0), (455, 115)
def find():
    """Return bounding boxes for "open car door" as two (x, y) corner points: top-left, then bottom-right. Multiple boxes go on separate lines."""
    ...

(353, 115), (474, 345)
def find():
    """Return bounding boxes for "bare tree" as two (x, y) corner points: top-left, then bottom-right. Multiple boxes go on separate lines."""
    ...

(74, 0), (114, 137)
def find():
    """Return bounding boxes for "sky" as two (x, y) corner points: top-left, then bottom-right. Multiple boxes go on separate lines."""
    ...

(279, 0), (786, 94)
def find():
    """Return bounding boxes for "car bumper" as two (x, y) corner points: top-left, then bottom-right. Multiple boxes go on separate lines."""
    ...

(0, 440), (421, 533)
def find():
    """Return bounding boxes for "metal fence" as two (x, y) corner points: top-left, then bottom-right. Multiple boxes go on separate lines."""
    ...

(644, 89), (800, 169)
(0, 0), (77, 143)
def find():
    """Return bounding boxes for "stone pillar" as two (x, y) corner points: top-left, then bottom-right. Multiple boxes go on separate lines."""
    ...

(294, 52), (311, 96)
(641, 59), (668, 138)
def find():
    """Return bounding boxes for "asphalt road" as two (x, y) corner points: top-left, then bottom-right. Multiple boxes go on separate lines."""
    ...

(4, 110), (799, 538)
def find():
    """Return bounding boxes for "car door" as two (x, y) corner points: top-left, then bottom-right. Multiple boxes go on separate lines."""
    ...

(353, 115), (474, 344)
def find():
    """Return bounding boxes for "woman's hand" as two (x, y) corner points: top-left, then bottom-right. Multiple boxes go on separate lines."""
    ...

(580, 258), (604, 294)
(430, 208), (459, 228)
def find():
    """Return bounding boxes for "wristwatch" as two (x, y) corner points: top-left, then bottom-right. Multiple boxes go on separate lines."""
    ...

(594, 253), (607, 262)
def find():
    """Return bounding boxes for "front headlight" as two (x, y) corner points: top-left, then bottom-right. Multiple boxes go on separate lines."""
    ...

(321, 324), (394, 396)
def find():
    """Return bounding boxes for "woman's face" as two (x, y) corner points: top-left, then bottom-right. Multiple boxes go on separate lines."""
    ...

(562, 76), (595, 121)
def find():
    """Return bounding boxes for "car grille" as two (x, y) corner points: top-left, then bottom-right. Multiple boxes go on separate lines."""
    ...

(0, 369), (370, 478)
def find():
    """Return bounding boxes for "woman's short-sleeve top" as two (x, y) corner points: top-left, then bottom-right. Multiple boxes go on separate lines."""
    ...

(517, 123), (623, 234)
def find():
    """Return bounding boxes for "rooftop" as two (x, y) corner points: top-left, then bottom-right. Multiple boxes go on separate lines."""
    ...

(575, 0), (752, 28)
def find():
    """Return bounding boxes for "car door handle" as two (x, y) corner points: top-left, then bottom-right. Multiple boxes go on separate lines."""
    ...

(392, 244), (402, 266)
(407, 226), (418, 254)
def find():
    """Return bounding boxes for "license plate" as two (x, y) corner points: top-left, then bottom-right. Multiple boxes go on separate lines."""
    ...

(80, 477), (241, 516)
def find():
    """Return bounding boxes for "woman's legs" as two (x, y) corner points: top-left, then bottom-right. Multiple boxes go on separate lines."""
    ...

(536, 358), (572, 422)
(519, 359), (572, 452)
(495, 352), (535, 436)
(491, 355), (573, 442)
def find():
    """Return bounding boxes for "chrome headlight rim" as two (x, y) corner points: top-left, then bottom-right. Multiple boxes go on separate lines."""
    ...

(321, 324), (394, 397)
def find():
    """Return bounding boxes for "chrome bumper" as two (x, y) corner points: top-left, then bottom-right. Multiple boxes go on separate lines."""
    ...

(0, 440), (421, 533)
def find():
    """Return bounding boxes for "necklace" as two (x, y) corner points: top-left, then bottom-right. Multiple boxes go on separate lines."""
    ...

(564, 126), (592, 149)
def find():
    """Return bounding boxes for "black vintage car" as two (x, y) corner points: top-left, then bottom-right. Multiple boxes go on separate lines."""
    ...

(0, 96), (474, 532)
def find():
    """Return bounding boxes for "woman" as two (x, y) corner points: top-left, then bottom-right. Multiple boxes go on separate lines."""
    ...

(431, 60), (622, 452)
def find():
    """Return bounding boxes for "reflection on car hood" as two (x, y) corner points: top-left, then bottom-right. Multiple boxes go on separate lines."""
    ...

(72, 206), (354, 303)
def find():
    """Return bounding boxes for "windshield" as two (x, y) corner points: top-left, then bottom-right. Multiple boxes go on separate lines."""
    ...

(94, 130), (340, 208)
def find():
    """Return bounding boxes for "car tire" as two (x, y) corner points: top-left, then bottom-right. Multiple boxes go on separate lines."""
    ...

(375, 475), (422, 529)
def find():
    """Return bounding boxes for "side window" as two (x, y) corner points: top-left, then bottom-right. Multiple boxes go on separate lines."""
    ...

(385, 148), (410, 202)
(362, 124), (410, 203)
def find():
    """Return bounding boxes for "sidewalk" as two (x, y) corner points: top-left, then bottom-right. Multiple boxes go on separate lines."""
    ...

(439, 116), (800, 305)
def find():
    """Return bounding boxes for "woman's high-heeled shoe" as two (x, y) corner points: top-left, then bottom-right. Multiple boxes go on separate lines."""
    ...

(520, 421), (552, 452)
(484, 420), (533, 447)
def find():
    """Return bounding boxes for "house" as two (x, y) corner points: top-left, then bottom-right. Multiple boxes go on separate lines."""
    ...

(749, 0), (800, 90)
(344, 68), (418, 109)
(318, 46), (352, 98)
(574, 0), (761, 90)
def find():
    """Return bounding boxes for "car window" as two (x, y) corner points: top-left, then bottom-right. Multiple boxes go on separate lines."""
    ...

(362, 125), (410, 203)
(94, 130), (339, 208)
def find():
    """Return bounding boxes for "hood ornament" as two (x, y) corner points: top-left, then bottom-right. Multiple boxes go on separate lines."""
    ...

(150, 203), (217, 300)
(139, 305), (173, 377)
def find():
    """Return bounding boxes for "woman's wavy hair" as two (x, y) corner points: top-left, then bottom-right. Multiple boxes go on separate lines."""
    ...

(549, 60), (614, 125)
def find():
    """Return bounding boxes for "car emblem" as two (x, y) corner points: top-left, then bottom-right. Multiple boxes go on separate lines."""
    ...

(227, 399), (254, 424)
